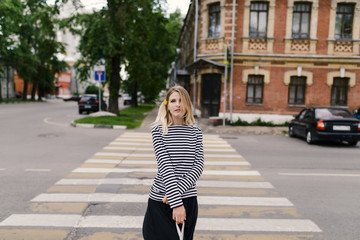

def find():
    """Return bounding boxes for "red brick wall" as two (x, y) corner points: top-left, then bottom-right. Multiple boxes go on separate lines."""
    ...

(316, 1), (331, 55)
(273, 0), (287, 53)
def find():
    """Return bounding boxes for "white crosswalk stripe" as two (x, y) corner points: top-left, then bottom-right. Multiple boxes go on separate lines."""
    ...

(31, 193), (292, 206)
(86, 159), (251, 166)
(95, 152), (242, 158)
(0, 214), (321, 232)
(72, 167), (261, 176)
(55, 178), (273, 188)
(104, 146), (236, 152)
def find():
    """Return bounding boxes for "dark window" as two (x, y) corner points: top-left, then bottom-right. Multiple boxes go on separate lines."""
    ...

(335, 3), (355, 39)
(331, 78), (349, 106)
(249, 2), (268, 38)
(288, 76), (306, 105)
(292, 2), (311, 38)
(246, 75), (264, 104)
(298, 109), (308, 120)
(208, 3), (221, 38)
(303, 109), (313, 120)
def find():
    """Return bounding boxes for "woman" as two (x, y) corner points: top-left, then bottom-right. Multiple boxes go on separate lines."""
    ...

(142, 86), (204, 240)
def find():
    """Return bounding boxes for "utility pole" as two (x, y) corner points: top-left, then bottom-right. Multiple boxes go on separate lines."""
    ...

(193, 0), (199, 116)
(223, 44), (229, 127)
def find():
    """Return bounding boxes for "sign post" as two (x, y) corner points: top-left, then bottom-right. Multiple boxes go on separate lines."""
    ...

(94, 71), (105, 112)
(223, 44), (229, 127)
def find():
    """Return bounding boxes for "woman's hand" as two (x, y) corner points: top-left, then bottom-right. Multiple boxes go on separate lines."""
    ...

(162, 195), (169, 204)
(173, 205), (186, 224)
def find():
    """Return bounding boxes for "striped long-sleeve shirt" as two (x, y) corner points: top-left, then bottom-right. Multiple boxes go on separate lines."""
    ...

(149, 125), (204, 208)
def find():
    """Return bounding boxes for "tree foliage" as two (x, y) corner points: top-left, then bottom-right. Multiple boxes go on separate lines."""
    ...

(0, 0), (23, 101)
(1, 0), (182, 106)
(0, 0), (68, 101)
(62, 2), (126, 114)
(124, 6), (182, 106)
(63, 0), (182, 112)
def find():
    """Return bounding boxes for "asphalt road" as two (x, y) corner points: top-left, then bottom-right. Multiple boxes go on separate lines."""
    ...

(226, 134), (360, 240)
(0, 99), (123, 222)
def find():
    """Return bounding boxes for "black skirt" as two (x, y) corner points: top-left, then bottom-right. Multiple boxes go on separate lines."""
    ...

(142, 197), (198, 240)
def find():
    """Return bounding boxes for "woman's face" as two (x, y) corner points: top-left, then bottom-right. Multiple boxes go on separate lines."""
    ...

(168, 91), (185, 123)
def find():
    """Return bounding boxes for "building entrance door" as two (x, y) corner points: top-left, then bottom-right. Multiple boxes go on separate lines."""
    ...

(201, 73), (221, 117)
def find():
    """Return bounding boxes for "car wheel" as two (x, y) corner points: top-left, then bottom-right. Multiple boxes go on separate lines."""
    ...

(306, 131), (313, 144)
(79, 110), (82, 114)
(289, 126), (295, 137)
(348, 141), (358, 146)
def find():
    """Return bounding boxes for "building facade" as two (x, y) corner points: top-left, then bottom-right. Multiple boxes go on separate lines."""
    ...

(176, 0), (360, 123)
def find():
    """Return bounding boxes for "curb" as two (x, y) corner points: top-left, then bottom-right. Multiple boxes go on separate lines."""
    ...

(71, 122), (127, 130)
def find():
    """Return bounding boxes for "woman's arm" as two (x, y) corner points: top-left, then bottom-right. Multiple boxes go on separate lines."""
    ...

(176, 127), (204, 194)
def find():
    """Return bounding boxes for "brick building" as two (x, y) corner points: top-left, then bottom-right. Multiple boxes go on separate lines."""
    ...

(174, 0), (360, 123)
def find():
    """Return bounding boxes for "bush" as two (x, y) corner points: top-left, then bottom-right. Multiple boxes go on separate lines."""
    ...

(85, 84), (104, 96)
(229, 118), (289, 127)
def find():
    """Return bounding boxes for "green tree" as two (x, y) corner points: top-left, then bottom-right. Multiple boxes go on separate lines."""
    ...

(64, 0), (136, 114)
(124, 8), (182, 106)
(9, 0), (67, 101)
(64, 0), (182, 112)
(0, 0), (23, 101)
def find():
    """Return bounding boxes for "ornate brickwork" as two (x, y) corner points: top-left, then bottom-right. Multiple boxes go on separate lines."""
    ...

(334, 41), (353, 53)
(290, 40), (310, 52)
(206, 38), (220, 51)
(248, 38), (267, 50)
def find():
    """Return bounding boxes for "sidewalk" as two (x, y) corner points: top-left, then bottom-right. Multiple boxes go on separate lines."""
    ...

(138, 106), (288, 135)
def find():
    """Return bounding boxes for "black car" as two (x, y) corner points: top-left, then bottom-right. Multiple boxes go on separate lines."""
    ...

(289, 107), (360, 145)
(78, 94), (107, 114)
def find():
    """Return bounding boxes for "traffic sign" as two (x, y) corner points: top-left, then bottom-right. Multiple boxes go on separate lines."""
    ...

(95, 71), (105, 82)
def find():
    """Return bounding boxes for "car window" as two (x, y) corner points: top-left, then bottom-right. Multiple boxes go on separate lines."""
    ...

(305, 110), (313, 119)
(298, 109), (308, 120)
(80, 96), (96, 101)
(315, 108), (353, 119)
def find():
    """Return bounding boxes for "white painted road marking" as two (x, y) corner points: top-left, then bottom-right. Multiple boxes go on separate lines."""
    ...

(95, 152), (242, 158)
(72, 167), (260, 176)
(104, 146), (236, 152)
(0, 214), (321, 232)
(0, 214), (81, 227)
(85, 159), (122, 164)
(43, 117), (70, 127)
(279, 173), (360, 177)
(24, 169), (51, 172)
(31, 193), (292, 206)
(55, 178), (272, 189)
(110, 141), (231, 148)
(109, 159), (250, 166)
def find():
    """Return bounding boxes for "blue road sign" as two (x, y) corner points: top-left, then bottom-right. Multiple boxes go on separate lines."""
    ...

(95, 71), (105, 81)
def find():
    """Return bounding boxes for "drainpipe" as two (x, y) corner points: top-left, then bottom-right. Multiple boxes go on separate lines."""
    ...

(193, 0), (198, 116)
(229, 0), (236, 123)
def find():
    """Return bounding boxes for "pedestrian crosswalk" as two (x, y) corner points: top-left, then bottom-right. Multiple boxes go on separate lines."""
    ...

(0, 132), (324, 239)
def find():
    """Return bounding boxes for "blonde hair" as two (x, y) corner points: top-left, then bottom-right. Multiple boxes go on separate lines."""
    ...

(153, 85), (196, 134)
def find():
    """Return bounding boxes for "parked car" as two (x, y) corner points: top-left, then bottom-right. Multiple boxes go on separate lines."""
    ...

(78, 94), (107, 114)
(122, 92), (144, 106)
(289, 107), (360, 145)
(63, 95), (81, 102)
(123, 94), (132, 105)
